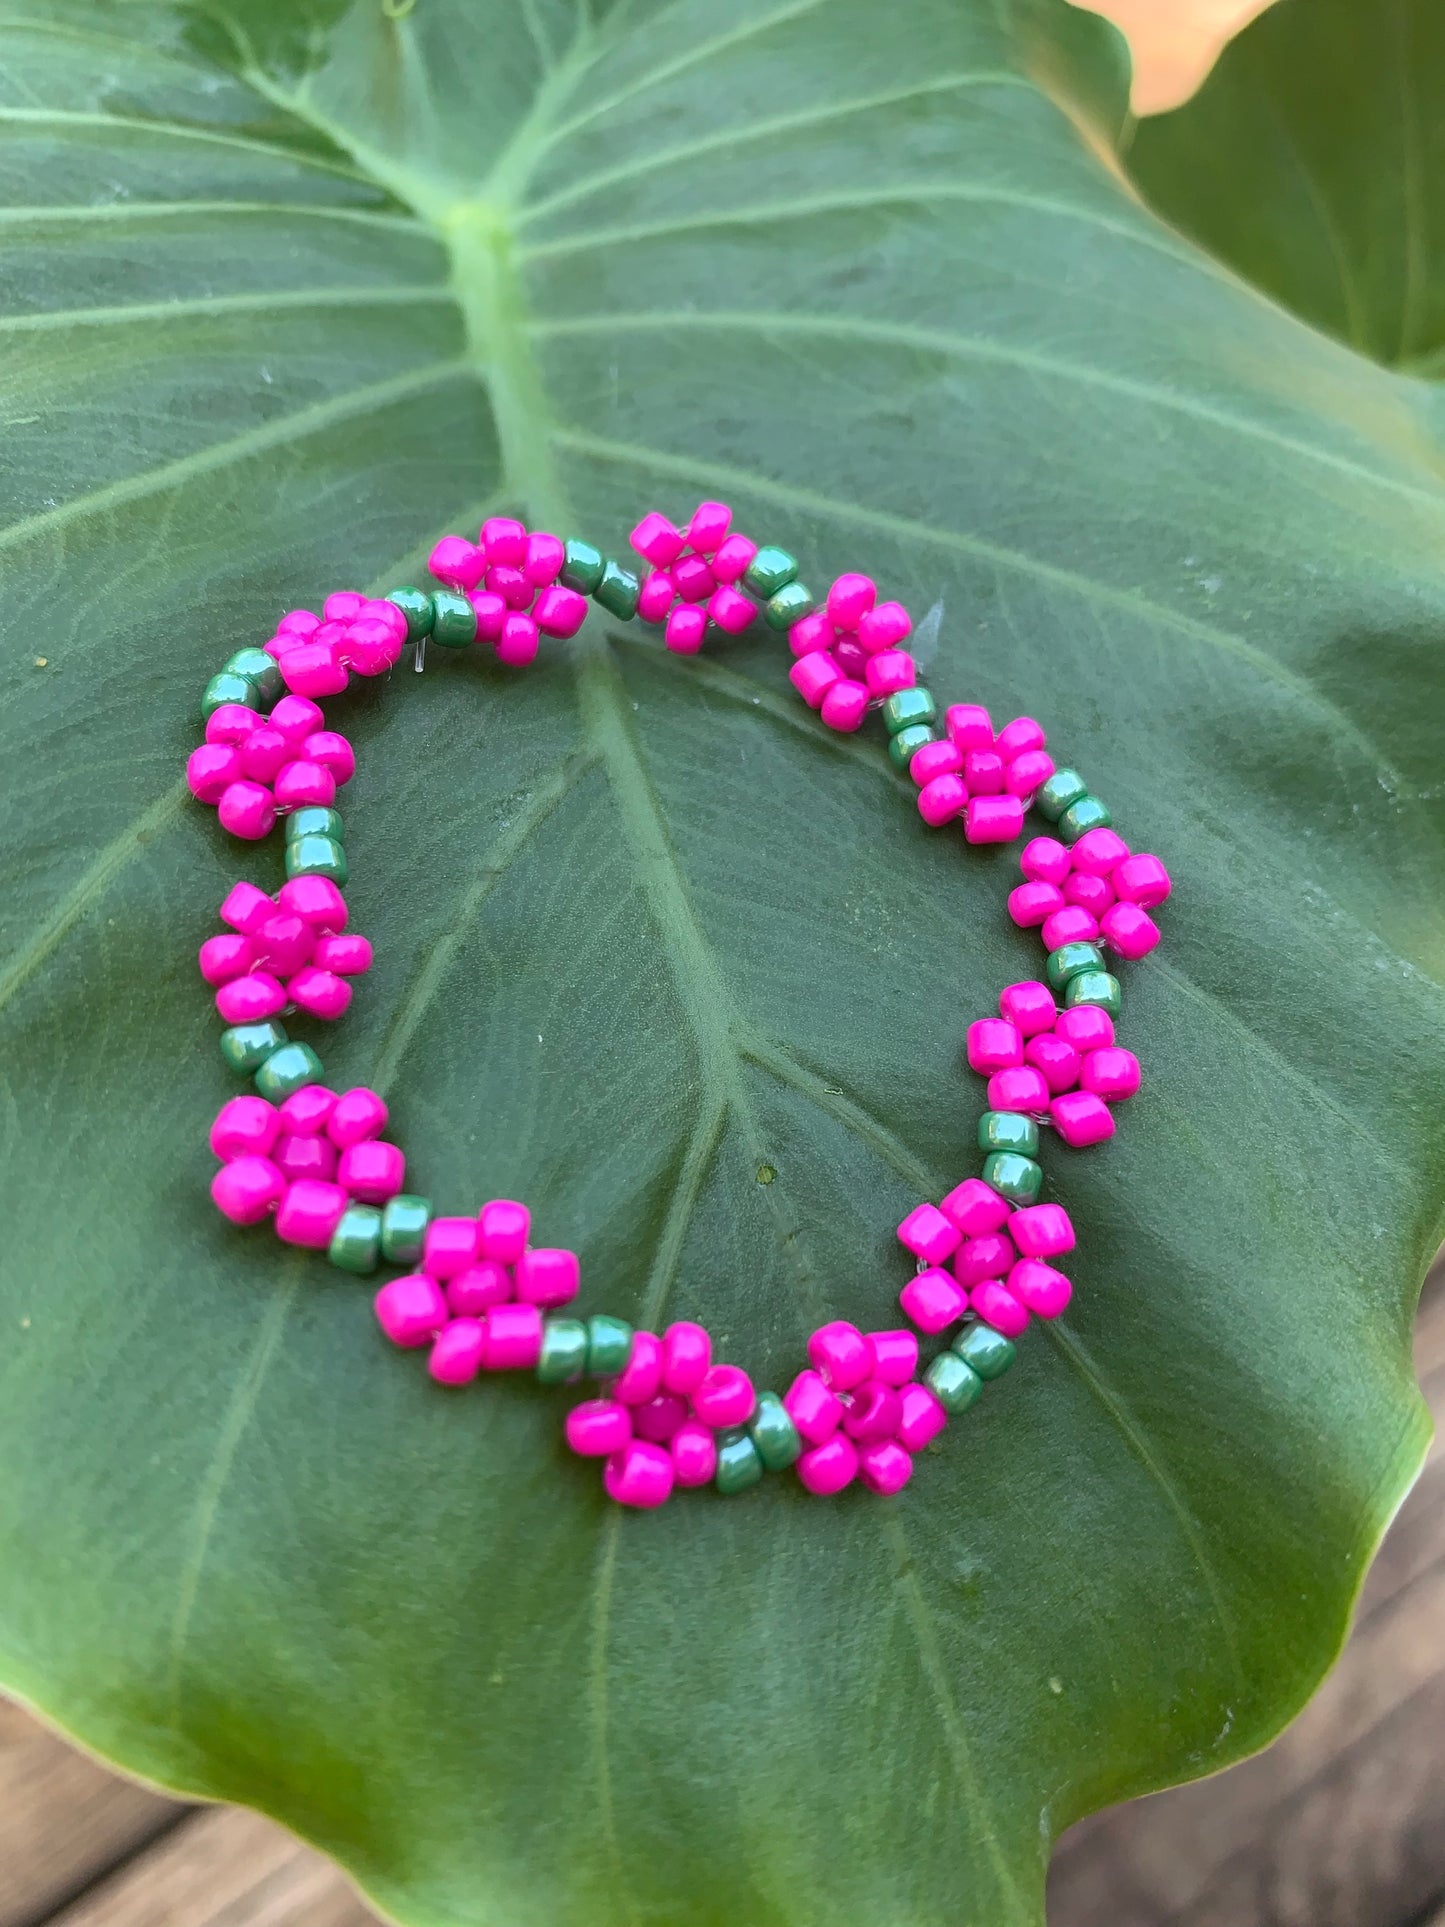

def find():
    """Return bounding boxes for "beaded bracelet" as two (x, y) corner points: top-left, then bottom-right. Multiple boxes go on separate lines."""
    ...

(188, 503), (1170, 1509)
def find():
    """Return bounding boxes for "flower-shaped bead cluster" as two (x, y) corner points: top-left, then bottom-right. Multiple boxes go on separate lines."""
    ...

(187, 692), (355, 841)
(904, 704), (1057, 843)
(968, 985), (1141, 1148)
(784, 1320), (937, 1497)
(428, 518), (591, 666)
(630, 500), (763, 651)
(211, 1083), (403, 1233)
(199, 875), (371, 1023)
(786, 573), (917, 735)
(897, 1184), (1076, 1342)
(1009, 829), (1171, 958)
(266, 592), (410, 698)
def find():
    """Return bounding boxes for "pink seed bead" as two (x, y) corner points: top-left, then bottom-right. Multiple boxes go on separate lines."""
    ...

(910, 739), (964, 785)
(1009, 1259), (1073, 1318)
(496, 612), (539, 666)
(187, 743), (242, 803)
(481, 1302), (543, 1370)
(239, 727), (290, 784)
(631, 512), (687, 568)
(534, 585), (589, 638)
(707, 584), (757, 633)
(637, 570), (677, 623)
(276, 609), (322, 638)
(277, 876), (347, 933)
(672, 554), (715, 603)
(278, 642), (348, 698)
(205, 702), (262, 746)
(376, 1274), (448, 1347)
(634, 1393), (689, 1443)
(362, 597), (408, 637)
(312, 619), (347, 652)
(210, 1155), (284, 1224)
(1025, 1032), (1082, 1094)
(323, 591), (365, 622)
(1010, 1202), (1076, 1259)
(896, 1202), (963, 1265)
(807, 1320), (872, 1392)
(819, 680), (869, 732)
(661, 1321), (711, 1395)
(784, 1369), (845, 1444)
(1005, 749), (1055, 797)
(825, 572), (876, 631)
(327, 1087), (388, 1148)
(422, 1217), (479, 1279)
(843, 1381), (902, 1443)
(788, 610), (835, 657)
(471, 591), (506, 641)
(1063, 872), (1115, 916)
(665, 605), (707, 654)
(710, 533), (758, 583)
(899, 1268), (967, 1334)
(302, 732), (355, 785)
(685, 500), (730, 553)
(1009, 881), (1065, 929)
(430, 1318), (487, 1385)
(692, 1364), (755, 1428)
(1072, 826), (1130, 876)
(338, 1138), (405, 1203)
(268, 694), (325, 743)
(277, 1085), (337, 1134)
(274, 1178), (348, 1248)
(485, 566), (532, 611)
(855, 600), (910, 653)
(274, 1134), (338, 1184)
(215, 972), (286, 1024)
(210, 1094), (280, 1160)
(986, 1065), (1050, 1113)
(478, 1199), (530, 1265)
(604, 1439), (674, 1508)
(447, 1263), (512, 1315)
(514, 1247), (580, 1308)
(918, 773), (967, 827)
(567, 1399), (633, 1456)
(953, 1231), (1017, 1288)
(1051, 1090), (1116, 1147)
(341, 617), (403, 676)
(789, 650), (842, 708)
(216, 781), (276, 840)
(796, 1433), (859, 1495)
(966, 1018), (1023, 1074)
(963, 749), (1004, 795)
(1082, 1046), (1142, 1101)
(480, 516), (527, 566)
(273, 760), (336, 810)
(971, 1278), (1030, 1337)
(863, 649), (915, 697)
(897, 1382), (948, 1451)
(945, 703), (994, 753)
(867, 1329), (919, 1386)
(611, 1330), (664, 1405)
(1113, 852), (1171, 908)
(995, 716), (1047, 760)
(999, 980), (1057, 1037)
(199, 933), (254, 985)
(939, 1177), (1012, 1236)
(1042, 906), (1099, 951)
(859, 1439), (914, 1496)
(1020, 835), (1071, 885)
(669, 1420), (718, 1486)
(1101, 901), (1161, 959)
(1054, 1004), (1115, 1052)
(313, 933), (372, 976)
(965, 795), (1025, 843)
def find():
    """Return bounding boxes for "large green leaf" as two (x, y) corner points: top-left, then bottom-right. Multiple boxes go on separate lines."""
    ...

(2, 3), (1443, 1923)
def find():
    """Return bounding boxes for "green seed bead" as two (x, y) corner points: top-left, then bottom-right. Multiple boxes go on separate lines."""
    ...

(380, 1194), (432, 1265)
(537, 1317), (589, 1385)
(881, 687), (937, 735)
(385, 586), (434, 640)
(925, 1351), (983, 1414)
(559, 539), (606, 594)
(224, 647), (283, 704)
(285, 805), (343, 844)
(982, 1150), (1043, 1205)
(953, 1321), (1016, 1380)
(286, 834), (348, 886)
(254, 1040), (325, 1103)
(742, 546), (798, 598)
(764, 580), (816, 630)
(593, 560), (640, 620)
(1035, 768), (1088, 822)
(888, 723), (936, 771)
(1065, 969), (1122, 1016)
(430, 588), (478, 648)
(202, 671), (260, 719)
(586, 1314), (633, 1378)
(328, 1203), (383, 1275)
(1058, 795), (1112, 843)
(715, 1427), (766, 1493)
(219, 1018), (288, 1075)
(978, 1110), (1040, 1158)
(1045, 940), (1105, 992)
(747, 1391), (802, 1471)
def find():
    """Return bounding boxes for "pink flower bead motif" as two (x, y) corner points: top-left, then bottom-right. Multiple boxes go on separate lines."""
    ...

(481, 1303), (543, 1370)
(1010, 1202), (1076, 1260)
(939, 1177), (1012, 1236)
(669, 1420), (718, 1487)
(1101, 901), (1161, 959)
(1010, 1259), (1073, 1318)
(1081, 1046), (1142, 1102)
(665, 605), (707, 654)
(611, 1331), (665, 1405)
(897, 1383), (948, 1452)
(692, 1364), (755, 1428)
(1051, 1090), (1115, 1148)
(514, 1248), (580, 1308)
(965, 795), (1025, 844)
(896, 1202), (962, 1266)
(796, 1433), (859, 1495)
(479, 1200), (530, 1264)
(604, 1439), (674, 1508)
(661, 1321), (711, 1395)
(1000, 980), (1057, 1038)
(274, 1179), (348, 1248)
(338, 1139), (405, 1203)
(855, 601), (910, 654)
(819, 680), (870, 732)
(210, 1094), (280, 1161)
(1026, 1031), (1081, 1094)
(859, 1440), (913, 1495)
(328, 1087), (388, 1148)
(899, 1267), (967, 1334)
(807, 1321), (872, 1392)
(826, 573), (876, 631)
(274, 1134), (338, 1183)
(966, 1018), (1022, 1074)
(447, 1264), (512, 1316)
(376, 1275), (449, 1347)
(1113, 853), (1171, 908)
(430, 1319), (487, 1386)
(211, 1156), (285, 1224)
(1020, 836), (1071, 886)
(567, 1399), (633, 1456)
(784, 1369), (845, 1444)
(971, 1278), (1030, 1338)
(867, 1329), (919, 1386)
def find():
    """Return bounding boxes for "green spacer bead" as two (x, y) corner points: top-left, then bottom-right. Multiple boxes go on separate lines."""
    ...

(764, 580), (816, 630)
(254, 1040), (325, 1103)
(219, 1018), (288, 1075)
(1058, 795), (1112, 843)
(747, 1391), (802, 1471)
(982, 1150), (1043, 1205)
(925, 1351), (983, 1414)
(593, 559), (640, 620)
(1035, 768), (1088, 823)
(286, 834), (348, 886)
(953, 1321), (1016, 1380)
(285, 805), (343, 844)
(715, 1427), (766, 1493)
(1065, 969), (1122, 1016)
(328, 1203), (383, 1275)
(978, 1110), (1040, 1158)
(537, 1317), (589, 1385)
(1045, 940), (1105, 992)
(380, 1194), (432, 1265)
(558, 538), (605, 594)
(586, 1314), (633, 1378)
(881, 686), (937, 735)
(224, 647), (283, 704)
(888, 723), (936, 771)
(742, 546), (798, 598)
(430, 588), (478, 648)
(385, 587), (434, 640)
(202, 671), (260, 720)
